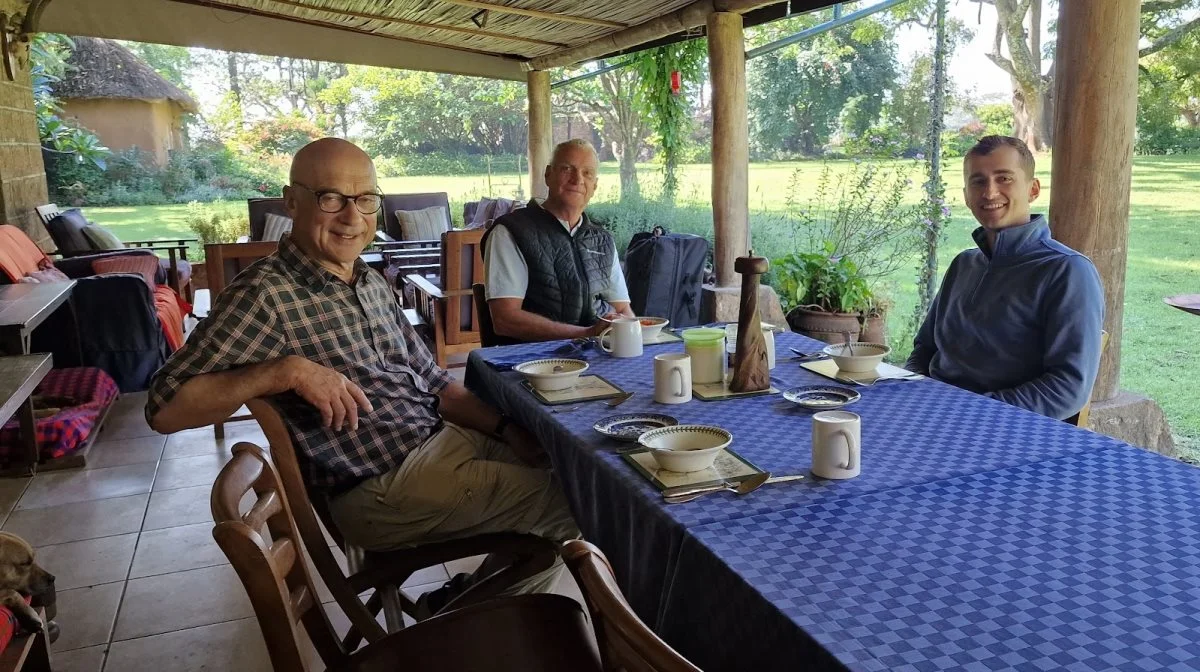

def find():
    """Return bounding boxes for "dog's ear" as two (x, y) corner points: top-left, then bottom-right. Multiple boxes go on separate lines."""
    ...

(0, 532), (34, 564)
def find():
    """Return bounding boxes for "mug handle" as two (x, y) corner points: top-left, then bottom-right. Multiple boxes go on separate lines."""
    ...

(834, 429), (858, 470)
(671, 366), (685, 397)
(598, 327), (613, 353)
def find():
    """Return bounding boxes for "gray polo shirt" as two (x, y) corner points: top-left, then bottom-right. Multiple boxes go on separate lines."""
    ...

(484, 215), (630, 304)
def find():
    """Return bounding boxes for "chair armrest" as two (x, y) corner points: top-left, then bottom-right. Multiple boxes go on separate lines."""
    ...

(372, 239), (441, 251)
(125, 238), (198, 246)
(406, 274), (445, 299)
(124, 243), (189, 253)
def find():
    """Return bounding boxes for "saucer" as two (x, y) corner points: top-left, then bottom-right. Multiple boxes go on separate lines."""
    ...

(593, 413), (679, 442)
(782, 385), (861, 410)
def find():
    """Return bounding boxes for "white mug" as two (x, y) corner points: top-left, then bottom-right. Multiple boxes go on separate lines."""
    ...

(811, 411), (861, 480)
(599, 318), (643, 358)
(654, 353), (692, 404)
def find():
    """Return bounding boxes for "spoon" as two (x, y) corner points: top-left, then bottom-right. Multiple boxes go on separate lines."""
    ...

(662, 472), (771, 503)
(605, 392), (634, 407)
(842, 330), (854, 357)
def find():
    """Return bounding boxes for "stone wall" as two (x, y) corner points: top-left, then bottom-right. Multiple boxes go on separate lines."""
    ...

(0, 3), (52, 250)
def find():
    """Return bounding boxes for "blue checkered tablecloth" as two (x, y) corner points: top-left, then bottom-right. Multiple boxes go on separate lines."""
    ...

(664, 446), (1200, 671)
(464, 333), (1195, 671)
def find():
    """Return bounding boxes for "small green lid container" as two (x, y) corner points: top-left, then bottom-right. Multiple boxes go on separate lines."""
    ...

(681, 328), (725, 346)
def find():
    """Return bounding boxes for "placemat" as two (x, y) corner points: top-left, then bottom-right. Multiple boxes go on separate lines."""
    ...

(521, 375), (626, 405)
(800, 358), (925, 384)
(692, 377), (780, 401)
(622, 447), (763, 491)
(643, 331), (683, 345)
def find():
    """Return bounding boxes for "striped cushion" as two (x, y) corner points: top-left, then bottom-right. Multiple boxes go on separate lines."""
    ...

(91, 255), (159, 289)
(396, 206), (448, 241)
(262, 213), (293, 242)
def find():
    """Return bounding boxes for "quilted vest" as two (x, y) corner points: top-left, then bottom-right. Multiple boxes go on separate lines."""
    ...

(483, 200), (615, 326)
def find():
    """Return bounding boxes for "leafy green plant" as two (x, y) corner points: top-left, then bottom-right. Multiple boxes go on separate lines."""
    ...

(184, 202), (249, 247)
(773, 243), (873, 314)
(31, 34), (110, 169)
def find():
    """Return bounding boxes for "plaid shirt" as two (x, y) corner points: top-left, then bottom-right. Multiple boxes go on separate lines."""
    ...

(146, 235), (453, 493)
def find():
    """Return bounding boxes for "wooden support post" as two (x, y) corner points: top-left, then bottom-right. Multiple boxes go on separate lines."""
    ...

(527, 70), (552, 201)
(708, 11), (749, 288)
(1049, 0), (1139, 401)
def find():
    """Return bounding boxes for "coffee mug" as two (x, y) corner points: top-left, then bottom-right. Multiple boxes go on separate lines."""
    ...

(654, 353), (692, 404)
(811, 411), (861, 479)
(599, 318), (643, 358)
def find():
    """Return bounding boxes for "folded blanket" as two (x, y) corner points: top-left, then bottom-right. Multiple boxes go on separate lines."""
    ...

(483, 339), (594, 371)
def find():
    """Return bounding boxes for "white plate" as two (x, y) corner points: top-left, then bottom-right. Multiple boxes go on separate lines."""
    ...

(593, 413), (679, 442)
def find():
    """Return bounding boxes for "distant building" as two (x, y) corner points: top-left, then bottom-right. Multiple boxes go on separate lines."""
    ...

(53, 37), (198, 167)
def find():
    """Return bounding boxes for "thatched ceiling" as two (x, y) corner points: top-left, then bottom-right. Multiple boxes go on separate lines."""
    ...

(53, 37), (199, 111)
(33, 0), (837, 80)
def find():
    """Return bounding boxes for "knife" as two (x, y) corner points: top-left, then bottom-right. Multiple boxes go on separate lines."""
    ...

(661, 473), (805, 499)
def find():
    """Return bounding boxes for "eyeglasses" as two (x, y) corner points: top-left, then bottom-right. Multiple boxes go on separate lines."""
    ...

(290, 182), (383, 215)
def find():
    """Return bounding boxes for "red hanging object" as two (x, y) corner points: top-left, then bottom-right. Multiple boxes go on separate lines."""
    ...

(670, 70), (682, 95)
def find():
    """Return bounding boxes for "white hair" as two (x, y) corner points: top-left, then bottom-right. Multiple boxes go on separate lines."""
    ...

(551, 138), (599, 165)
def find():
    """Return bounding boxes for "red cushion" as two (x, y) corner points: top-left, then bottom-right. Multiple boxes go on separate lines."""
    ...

(92, 255), (159, 289)
(0, 368), (119, 464)
(0, 225), (52, 282)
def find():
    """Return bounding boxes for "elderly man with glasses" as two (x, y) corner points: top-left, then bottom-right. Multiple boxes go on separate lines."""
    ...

(482, 139), (635, 343)
(145, 138), (579, 609)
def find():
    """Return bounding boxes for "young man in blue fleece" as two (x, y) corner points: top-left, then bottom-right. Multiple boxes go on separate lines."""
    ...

(905, 135), (1104, 420)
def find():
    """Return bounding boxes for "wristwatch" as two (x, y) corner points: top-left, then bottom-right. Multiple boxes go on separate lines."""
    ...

(492, 414), (511, 439)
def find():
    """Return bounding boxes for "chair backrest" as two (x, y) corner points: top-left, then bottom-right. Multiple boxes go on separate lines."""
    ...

(204, 242), (278, 302)
(381, 193), (452, 240)
(473, 283), (500, 348)
(442, 229), (486, 346)
(1068, 329), (1111, 428)
(34, 204), (61, 226)
(562, 540), (701, 672)
(211, 442), (349, 672)
(247, 198), (289, 242)
(245, 398), (389, 643)
(42, 208), (94, 256)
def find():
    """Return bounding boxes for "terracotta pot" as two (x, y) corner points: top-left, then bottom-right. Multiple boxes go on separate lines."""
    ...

(785, 306), (887, 346)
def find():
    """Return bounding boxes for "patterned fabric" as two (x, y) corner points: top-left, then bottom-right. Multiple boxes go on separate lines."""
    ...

(395, 206), (448, 241)
(0, 602), (14, 653)
(154, 285), (185, 351)
(17, 267), (71, 284)
(91, 254), (159, 289)
(262, 213), (294, 242)
(81, 225), (123, 250)
(147, 235), (453, 492)
(0, 367), (119, 464)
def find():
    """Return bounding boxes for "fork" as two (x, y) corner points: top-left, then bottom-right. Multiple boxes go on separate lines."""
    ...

(551, 406), (581, 414)
(835, 372), (923, 387)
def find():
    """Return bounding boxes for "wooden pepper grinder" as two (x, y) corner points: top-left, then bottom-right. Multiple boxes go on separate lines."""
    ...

(730, 250), (770, 393)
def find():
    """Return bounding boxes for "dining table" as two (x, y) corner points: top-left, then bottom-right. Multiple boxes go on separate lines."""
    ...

(464, 330), (1200, 671)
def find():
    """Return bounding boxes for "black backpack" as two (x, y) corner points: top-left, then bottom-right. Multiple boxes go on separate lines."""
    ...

(624, 227), (710, 328)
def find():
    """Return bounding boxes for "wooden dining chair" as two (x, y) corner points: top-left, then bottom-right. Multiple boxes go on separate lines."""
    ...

(472, 283), (500, 348)
(562, 540), (701, 672)
(211, 442), (603, 672)
(406, 229), (486, 368)
(1067, 330), (1110, 428)
(245, 398), (558, 643)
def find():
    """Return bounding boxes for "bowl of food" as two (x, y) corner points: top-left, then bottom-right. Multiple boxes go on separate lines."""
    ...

(639, 424), (733, 472)
(514, 358), (589, 392)
(637, 316), (670, 342)
(821, 342), (891, 373)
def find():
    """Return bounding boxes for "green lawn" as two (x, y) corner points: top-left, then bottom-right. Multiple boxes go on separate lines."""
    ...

(86, 156), (1200, 458)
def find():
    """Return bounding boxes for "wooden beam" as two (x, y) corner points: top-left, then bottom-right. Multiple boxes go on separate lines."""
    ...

(1049, 0), (1139, 401)
(708, 11), (748, 288)
(528, 0), (778, 71)
(435, 0), (626, 29)
(264, 0), (566, 48)
(527, 70), (553, 200)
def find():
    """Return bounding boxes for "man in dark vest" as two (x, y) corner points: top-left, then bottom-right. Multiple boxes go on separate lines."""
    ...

(482, 139), (634, 342)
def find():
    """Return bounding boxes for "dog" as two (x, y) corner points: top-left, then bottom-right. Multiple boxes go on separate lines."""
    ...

(0, 532), (55, 633)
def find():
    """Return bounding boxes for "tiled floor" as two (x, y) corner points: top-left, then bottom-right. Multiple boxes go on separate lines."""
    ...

(5, 388), (542, 672)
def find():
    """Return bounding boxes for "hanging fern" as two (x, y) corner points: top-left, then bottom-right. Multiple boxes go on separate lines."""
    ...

(631, 39), (707, 203)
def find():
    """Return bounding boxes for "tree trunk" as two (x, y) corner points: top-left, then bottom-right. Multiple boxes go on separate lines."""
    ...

(618, 145), (640, 200)
(991, 0), (1050, 150)
(226, 52), (242, 106)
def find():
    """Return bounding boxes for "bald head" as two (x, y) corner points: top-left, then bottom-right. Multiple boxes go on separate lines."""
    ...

(290, 137), (376, 186)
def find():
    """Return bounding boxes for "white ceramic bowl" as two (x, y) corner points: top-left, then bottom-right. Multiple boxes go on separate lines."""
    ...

(514, 358), (589, 392)
(821, 342), (891, 373)
(638, 316), (670, 342)
(639, 424), (733, 473)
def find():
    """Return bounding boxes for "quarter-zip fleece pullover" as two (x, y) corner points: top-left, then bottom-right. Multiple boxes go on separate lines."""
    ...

(906, 215), (1104, 420)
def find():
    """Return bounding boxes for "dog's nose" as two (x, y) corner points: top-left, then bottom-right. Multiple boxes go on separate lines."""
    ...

(45, 572), (55, 584)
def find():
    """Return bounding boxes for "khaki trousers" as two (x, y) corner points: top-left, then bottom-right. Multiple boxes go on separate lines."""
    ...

(328, 423), (580, 595)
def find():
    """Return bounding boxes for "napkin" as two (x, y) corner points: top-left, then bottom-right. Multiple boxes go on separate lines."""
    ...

(484, 339), (594, 371)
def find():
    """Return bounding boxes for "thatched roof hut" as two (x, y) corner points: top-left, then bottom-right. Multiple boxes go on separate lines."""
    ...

(53, 37), (198, 112)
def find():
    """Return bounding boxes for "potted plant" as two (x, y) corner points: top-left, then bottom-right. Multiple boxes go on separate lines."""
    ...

(774, 244), (886, 344)
(769, 160), (923, 345)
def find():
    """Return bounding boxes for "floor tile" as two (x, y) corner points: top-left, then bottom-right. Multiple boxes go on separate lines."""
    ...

(51, 581), (123, 652)
(0, 477), (29, 516)
(86, 436), (166, 470)
(113, 564), (254, 640)
(130, 523), (227, 578)
(162, 424), (266, 461)
(35, 534), (138, 590)
(142, 486), (210, 531)
(49, 644), (106, 672)
(105, 617), (271, 672)
(444, 554), (486, 578)
(17, 463), (157, 510)
(153, 454), (231, 492)
(4, 494), (148, 546)
(97, 408), (161, 441)
(400, 579), (445, 603)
